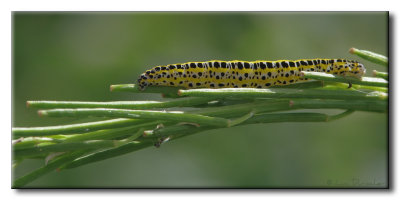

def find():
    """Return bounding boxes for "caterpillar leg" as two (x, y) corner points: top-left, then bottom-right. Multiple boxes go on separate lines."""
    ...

(342, 76), (353, 89)
(348, 81), (352, 89)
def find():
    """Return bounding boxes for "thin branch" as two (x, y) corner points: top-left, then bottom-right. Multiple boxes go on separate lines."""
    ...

(289, 99), (387, 113)
(178, 88), (387, 100)
(110, 81), (326, 94)
(14, 97), (387, 139)
(59, 140), (153, 170)
(110, 84), (181, 97)
(349, 47), (388, 66)
(26, 97), (214, 109)
(62, 122), (160, 142)
(13, 137), (59, 150)
(12, 150), (88, 188)
(301, 72), (388, 87)
(38, 108), (231, 127)
(61, 111), (350, 170)
(58, 109), (356, 171)
(372, 70), (388, 80)
(12, 118), (142, 139)
(13, 140), (121, 160)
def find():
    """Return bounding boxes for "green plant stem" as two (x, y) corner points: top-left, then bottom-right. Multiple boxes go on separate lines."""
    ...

(13, 98), (385, 159)
(270, 80), (324, 88)
(13, 97), (386, 139)
(26, 97), (214, 109)
(290, 99), (387, 112)
(146, 110), (355, 148)
(12, 118), (144, 139)
(39, 108), (230, 127)
(110, 84), (182, 97)
(319, 82), (387, 93)
(13, 137), (58, 150)
(301, 72), (387, 87)
(301, 72), (388, 87)
(62, 120), (229, 170)
(351, 84), (388, 93)
(250, 110), (354, 123)
(192, 100), (292, 117)
(13, 101), (281, 139)
(110, 81), (325, 95)
(200, 98), (387, 114)
(244, 111), (342, 124)
(30, 109), (358, 176)
(372, 70), (388, 80)
(149, 110), (353, 138)
(15, 97), (218, 138)
(228, 112), (255, 126)
(145, 124), (213, 138)
(178, 88), (387, 100)
(327, 110), (355, 121)
(62, 122), (160, 142)
(60, 140), (153, 170)
(12, 150), (87, 188)
(13, 140), (124, 159)
(61, 111), (335, 170)
(349, 48), (388, 66)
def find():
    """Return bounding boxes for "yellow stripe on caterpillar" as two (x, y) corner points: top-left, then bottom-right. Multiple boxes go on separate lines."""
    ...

(137, 59), (366, 91)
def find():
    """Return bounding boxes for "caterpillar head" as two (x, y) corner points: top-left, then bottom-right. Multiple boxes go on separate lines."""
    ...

(352, 61), (366, 78)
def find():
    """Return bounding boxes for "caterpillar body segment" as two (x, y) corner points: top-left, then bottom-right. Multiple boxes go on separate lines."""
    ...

(137, 59), (366, 91)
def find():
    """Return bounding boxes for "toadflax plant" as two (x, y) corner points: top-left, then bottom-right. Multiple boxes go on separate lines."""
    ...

(12, 48), (388, 187)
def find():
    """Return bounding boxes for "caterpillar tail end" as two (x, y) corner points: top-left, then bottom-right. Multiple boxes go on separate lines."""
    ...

(137, 74), (148, 91)
(137, 82), (147, 91)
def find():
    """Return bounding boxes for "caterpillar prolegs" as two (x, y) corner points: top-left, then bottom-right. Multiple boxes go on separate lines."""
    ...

(137, 59), (366, 90)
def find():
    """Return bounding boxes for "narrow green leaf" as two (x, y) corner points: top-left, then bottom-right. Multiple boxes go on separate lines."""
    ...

(178, 88), (387, 100)
(301, 72), (387, 87)
(39, 108), (230, 127)
(349, 48), (388, 66)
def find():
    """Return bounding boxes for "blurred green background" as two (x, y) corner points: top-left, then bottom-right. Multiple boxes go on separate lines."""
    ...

(12, 12), (388, 188)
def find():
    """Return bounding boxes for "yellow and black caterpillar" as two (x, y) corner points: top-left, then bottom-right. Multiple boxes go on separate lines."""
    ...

(137, 59), (366, 90)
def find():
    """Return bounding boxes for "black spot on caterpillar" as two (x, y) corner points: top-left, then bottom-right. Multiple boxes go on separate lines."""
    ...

(137, 59), (366, 90)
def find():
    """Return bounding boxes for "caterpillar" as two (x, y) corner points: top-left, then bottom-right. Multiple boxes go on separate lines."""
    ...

(137, 59), (366, 90)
